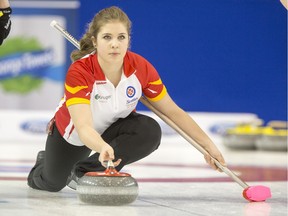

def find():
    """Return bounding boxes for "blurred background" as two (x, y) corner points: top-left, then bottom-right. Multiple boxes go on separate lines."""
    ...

(0, 0), (287, 122)
(0, 0), (286, 123)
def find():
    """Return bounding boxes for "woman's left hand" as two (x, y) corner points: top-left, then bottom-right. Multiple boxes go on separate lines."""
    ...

(204, 145), (226, 172)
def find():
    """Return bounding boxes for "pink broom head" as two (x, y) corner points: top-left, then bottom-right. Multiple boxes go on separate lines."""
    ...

(243, 185), (272, 202)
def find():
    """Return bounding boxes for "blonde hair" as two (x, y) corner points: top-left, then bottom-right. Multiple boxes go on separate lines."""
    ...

(70, 6), (132, 61)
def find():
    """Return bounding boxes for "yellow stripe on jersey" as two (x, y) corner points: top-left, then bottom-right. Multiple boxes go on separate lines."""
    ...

(0, 11), (3, 17)
(65, 83), (88, 94)
(148, 79), (162, 85)
(66, 98), (90, 107)
(146, 86), (167, 102)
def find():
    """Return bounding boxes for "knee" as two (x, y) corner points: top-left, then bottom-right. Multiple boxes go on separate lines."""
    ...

(137, 116), (162, 149)
(35, 179), (66, 192)
(32, 171), (67, 192)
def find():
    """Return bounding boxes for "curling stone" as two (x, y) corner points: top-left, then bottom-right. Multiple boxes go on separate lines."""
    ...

(255, 125), (288, 151)
(76, 160), (138, 206)
(222, 123), (262, 150)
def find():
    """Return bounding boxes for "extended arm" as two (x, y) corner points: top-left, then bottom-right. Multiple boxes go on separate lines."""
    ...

(149, 94), (226, 171)
(68, 104), (121, 166)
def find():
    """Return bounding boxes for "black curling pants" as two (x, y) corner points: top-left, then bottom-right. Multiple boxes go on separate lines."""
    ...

(28, 112), (162, 192)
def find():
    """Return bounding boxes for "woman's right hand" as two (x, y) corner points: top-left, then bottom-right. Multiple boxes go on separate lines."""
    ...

(98, 143), (121, 168)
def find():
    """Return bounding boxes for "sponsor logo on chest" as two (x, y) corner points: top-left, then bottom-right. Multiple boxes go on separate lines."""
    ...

(94, 94), (112, 101)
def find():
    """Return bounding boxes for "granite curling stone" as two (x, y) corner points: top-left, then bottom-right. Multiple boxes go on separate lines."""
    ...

(76, 161), (138, 206)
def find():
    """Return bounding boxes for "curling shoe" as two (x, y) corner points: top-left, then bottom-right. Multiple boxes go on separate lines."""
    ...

(27, 151), (45, 189)
(66, 170), (82, 190)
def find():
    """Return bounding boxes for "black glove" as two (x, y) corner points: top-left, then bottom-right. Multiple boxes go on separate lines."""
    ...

(0, 7), (12, 45)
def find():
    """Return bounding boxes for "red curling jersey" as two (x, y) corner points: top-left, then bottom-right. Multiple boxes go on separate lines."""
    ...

(54, 51), (167, 146)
